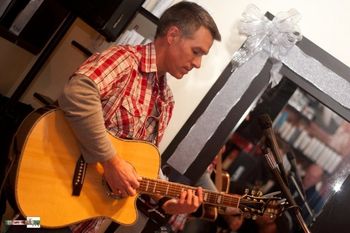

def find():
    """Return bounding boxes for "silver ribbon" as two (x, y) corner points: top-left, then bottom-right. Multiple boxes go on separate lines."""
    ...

(235, 4), (302, 87)
(282, 46), (350, 109)
(239, 5), (301, 57)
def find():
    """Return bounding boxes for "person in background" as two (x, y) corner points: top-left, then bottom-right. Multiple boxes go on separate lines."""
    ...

(300, 163), (325, 222)
(57, 1), (221, 233)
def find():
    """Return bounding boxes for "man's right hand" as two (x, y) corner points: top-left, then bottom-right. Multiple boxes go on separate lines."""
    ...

(101, 155), (140, 197)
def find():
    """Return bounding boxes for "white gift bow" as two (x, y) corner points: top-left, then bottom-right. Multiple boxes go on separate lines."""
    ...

(233, 4), (302, 86)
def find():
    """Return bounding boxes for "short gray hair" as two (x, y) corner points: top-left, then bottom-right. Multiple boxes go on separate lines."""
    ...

(155, 1), (221, 41)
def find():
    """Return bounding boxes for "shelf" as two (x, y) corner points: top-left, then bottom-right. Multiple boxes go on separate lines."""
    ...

(286, 104), (314, 121)
(139, 7), (159, 25)
(0, 0), (70, 54)
(71, 40), (92, 57)
(0, 25), (17, 43)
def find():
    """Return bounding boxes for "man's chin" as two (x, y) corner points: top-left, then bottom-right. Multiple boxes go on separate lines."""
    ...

(171, 73), (185, 79)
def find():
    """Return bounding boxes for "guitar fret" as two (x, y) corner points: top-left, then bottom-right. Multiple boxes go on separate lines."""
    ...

(153, 181), (157, 193)
(213, 193), (220, 204)
(223, 195), (230, 206)
(203, 192), (208, 202)
(148, 180), (155, 193)
(165, 183), (169, 195)
(217, 195), (222, 204)
(145, 180), (149, 192)
(208, 192), (217, 203)
(171, 184), (182, 198)
(159, 182), (169, 195)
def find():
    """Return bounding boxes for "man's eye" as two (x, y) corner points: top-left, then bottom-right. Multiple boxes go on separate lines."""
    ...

(193, 50), (202, 56)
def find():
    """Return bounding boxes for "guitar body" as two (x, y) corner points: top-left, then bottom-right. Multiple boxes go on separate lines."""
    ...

(14, 108), (160, 228)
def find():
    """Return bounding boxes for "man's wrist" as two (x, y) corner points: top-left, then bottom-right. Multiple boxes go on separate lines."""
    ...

(101, 154), (121, 167)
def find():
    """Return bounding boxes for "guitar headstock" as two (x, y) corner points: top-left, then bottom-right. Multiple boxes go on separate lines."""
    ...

(239, 190), (287, 220)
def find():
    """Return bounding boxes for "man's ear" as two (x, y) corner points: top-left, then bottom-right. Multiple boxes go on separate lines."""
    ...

(166, 26), (181, 44)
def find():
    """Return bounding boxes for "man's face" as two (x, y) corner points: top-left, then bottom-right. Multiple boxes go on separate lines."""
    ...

(165, 26), (214, 79)
(303, 164), (323, 189)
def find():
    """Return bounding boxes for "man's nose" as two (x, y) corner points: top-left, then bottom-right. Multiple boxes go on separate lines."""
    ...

(192, 56), (202, 69)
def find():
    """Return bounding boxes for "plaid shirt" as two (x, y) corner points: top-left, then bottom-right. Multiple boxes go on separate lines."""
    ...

(75, 42), (174, 145)
(167, 214), (189, 232)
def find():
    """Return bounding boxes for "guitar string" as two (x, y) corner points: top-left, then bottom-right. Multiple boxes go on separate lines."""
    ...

(139, 177), (256, 202)
(139, 181), (255, 206)
(140, 180), (267, 215)
(139, 177), (234, 200)
(138, 184), (240, 208)
(138, 178), (241, 207)
(138, 178), (267, 210)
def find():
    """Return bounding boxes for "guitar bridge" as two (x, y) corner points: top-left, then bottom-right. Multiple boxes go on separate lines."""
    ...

(72, 155), (87, 196)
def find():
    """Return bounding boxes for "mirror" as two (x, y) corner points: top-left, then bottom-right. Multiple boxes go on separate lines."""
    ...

(219, 77), (350, 232)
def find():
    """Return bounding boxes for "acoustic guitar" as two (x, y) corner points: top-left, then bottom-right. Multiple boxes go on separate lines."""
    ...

(12, 107), (284, 228)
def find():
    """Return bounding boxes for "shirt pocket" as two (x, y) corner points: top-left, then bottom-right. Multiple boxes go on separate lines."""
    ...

(114, 96), (145, 138)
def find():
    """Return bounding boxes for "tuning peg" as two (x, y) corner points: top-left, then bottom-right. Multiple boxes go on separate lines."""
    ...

(251, 190), (256, 196)
(257, 191), (263, 196)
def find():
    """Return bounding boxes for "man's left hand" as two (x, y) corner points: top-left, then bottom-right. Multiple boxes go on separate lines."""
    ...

(161, 187), (203, 214)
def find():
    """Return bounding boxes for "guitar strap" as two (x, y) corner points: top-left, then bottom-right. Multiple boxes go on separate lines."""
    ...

(72, 155), (87, 196)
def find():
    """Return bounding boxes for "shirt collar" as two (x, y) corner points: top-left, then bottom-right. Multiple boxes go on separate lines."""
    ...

(138, 42), (158, 74)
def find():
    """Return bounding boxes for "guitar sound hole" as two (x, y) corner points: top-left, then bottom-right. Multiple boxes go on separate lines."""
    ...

(102, 178), (123, 199)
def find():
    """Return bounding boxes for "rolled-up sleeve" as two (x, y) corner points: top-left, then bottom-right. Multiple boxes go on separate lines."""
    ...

(58, 75), (116, 163)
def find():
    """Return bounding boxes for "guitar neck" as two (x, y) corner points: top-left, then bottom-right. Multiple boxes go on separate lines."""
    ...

(138, 177), (240, 209)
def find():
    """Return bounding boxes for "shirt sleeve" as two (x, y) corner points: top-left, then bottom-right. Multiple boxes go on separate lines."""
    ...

(58, 74), (116, 163)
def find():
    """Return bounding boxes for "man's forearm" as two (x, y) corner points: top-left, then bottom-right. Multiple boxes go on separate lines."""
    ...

(58, 75), (116, 163)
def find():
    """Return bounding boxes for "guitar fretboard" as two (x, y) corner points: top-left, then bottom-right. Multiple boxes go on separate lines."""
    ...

(138, 177), (240, 208)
